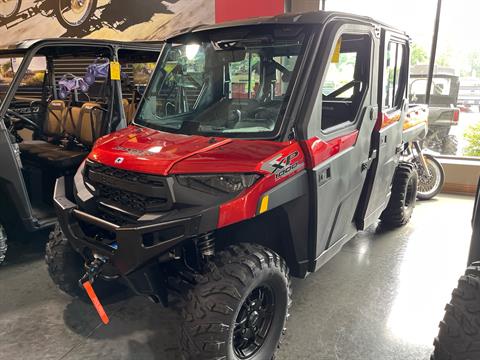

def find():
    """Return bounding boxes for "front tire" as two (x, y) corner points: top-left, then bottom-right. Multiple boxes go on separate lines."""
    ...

(181, 243), (291, 360)
(417, 154), (445, 200)
(45, 223), (85, 298)
(380, 162), (418, 228)
(432, 263), (480, 360)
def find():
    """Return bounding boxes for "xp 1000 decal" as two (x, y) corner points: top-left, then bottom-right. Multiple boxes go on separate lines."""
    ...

(262, 150), (304, 180)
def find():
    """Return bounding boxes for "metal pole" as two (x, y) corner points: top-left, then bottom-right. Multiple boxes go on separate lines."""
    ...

(321, 0), (326, 10)
(426, 0), (442, 105)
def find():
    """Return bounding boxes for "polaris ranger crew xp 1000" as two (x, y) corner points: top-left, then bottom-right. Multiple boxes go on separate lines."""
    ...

(47, 11), (426, 360)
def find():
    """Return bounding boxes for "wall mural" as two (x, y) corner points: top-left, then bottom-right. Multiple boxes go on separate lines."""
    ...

(0, 0), (215, 47)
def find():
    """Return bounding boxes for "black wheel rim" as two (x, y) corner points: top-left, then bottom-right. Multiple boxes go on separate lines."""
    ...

(233, 286), (275, 359)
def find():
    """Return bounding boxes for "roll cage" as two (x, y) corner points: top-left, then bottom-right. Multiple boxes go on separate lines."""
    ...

(0, 39), (163, 232)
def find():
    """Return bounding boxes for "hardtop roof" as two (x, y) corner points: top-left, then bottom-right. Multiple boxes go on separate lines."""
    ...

(168, 10), (408, 42)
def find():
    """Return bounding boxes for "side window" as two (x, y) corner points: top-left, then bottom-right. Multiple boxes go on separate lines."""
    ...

(384, 41), (407, 109)
(321, 33), (372, 131)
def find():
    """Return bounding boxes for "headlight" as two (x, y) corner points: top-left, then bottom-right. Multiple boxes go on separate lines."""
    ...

(177, 174), (260, 194)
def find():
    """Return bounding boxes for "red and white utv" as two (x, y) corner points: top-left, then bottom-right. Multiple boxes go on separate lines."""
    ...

(46, 11), (427, 360)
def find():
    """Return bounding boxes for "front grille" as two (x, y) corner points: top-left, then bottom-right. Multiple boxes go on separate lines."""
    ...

(85, 160), (172, 214)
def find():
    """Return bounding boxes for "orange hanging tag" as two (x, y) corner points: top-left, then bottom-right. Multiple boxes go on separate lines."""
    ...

(82, 281), (110, 325)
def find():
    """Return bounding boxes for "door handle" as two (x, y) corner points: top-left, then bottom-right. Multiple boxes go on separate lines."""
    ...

(361, 150), (377, 172)
(318, 167), (331, 186)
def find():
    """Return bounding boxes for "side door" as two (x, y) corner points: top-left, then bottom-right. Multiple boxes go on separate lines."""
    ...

(301, 24), (378, 269)
(356, 30), (410, 229)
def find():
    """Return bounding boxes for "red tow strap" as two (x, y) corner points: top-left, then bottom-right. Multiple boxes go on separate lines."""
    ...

(82, 281), (110, 325)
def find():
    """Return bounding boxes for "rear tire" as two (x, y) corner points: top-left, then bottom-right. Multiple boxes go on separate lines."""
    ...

(180, 243), (291, 360)
(380, 162), (418, 228)
(45, 223), (86, 298)
(431, 263), (480, 360)
(417, 154), (445, 200)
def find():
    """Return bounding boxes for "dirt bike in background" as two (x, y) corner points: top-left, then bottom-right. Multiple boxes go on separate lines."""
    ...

(405, 105), (446, 200)
(0, 0), (97, 30)
(406, 141), (445, 200)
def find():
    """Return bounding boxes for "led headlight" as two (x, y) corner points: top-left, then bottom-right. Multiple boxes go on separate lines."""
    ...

(177, 174), (261, 194)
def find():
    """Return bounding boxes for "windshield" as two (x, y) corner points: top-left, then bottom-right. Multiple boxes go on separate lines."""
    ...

(136, 26), (308, 138)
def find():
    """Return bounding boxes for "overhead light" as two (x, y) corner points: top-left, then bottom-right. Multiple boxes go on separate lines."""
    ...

(186, 44), (200, 60)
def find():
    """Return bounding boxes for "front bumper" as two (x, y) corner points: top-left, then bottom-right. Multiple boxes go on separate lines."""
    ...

(53, 176), (219, 276)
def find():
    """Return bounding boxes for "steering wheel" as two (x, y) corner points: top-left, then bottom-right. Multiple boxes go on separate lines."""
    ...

(5, 109), (41, 131)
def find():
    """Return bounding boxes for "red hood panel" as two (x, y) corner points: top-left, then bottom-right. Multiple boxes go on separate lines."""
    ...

(89, 126), (290, 175)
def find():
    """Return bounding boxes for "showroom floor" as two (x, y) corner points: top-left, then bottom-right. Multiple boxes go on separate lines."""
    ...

(0, 194), (474, 360)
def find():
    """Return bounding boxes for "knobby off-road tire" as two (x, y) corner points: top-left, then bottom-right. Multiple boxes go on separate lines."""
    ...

(181, 243), (291, 360)
(432, 262), (480, 360)
(0, 222), (7, 265)
(45, 223), (86, 298)
(380, 162), (418, 228)
(417, 154), (445, 200)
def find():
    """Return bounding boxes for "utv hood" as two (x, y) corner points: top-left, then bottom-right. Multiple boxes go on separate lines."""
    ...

(88, 125), (289, 175)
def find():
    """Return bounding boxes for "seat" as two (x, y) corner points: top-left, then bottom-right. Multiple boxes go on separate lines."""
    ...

(77, 102), (105, 146)
(19, 100), (66, 156)
(43, 100), (66, 137)
(19, 102), (104, 170)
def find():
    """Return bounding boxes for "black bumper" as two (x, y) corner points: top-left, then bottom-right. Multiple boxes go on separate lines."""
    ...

(53, 176), (218, 276)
